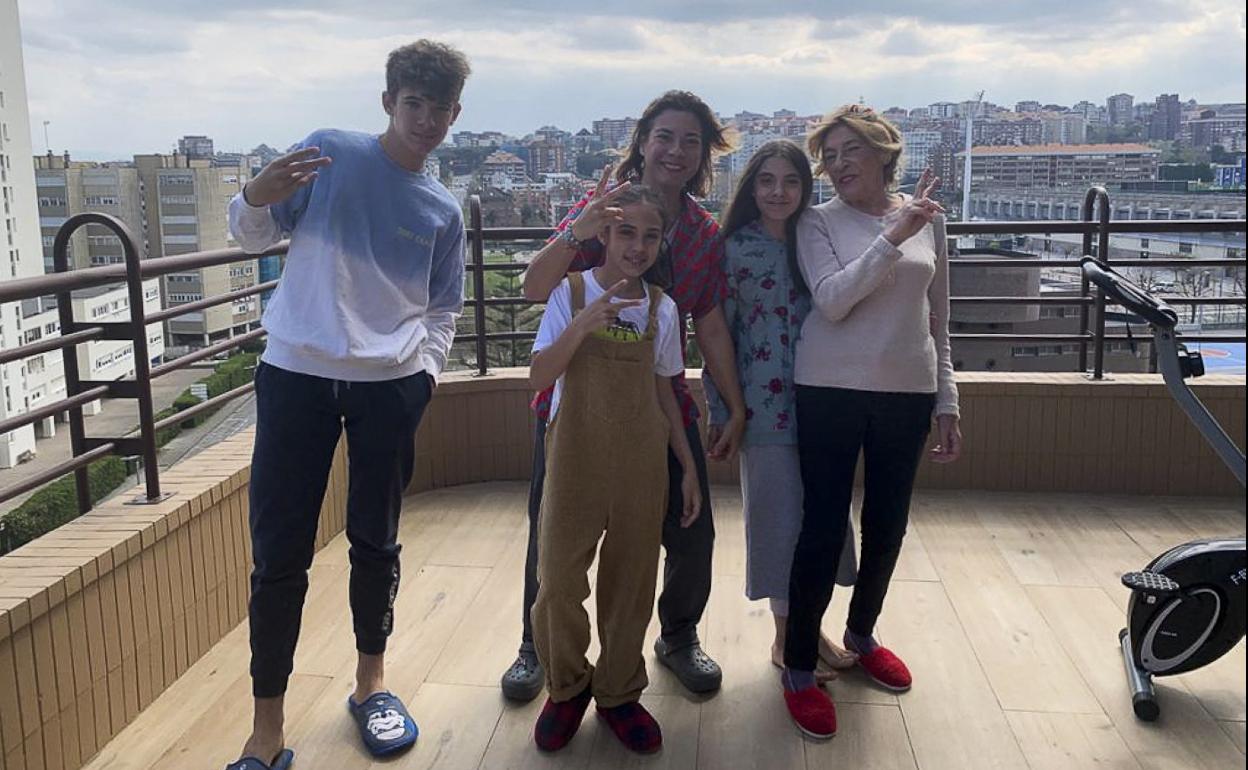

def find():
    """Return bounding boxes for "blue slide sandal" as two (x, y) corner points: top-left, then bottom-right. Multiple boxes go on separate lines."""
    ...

(225, 748), (293, 770)
(348, 691), (419, 756)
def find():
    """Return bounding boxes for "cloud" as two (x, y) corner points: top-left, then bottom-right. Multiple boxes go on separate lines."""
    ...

(15, 0), (1246, 159)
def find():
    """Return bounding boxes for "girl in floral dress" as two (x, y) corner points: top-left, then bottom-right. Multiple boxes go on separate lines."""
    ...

(706, 140), (857, 679)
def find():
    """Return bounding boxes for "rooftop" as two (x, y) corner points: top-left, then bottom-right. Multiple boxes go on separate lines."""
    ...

(78, 478), (1246, 770)
(1, 370), (1243, 770)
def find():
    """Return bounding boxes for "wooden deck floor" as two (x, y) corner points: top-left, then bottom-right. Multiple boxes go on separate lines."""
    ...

(81, 483), (1246, 770)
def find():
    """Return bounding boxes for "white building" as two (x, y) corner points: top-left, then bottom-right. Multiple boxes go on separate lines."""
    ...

(1040, 113), (1088, 145)
(900, 129), (943, 181)
(725, 131), (786, 175)
(1, 0), (55, 467)
(71, 282), (165, 398)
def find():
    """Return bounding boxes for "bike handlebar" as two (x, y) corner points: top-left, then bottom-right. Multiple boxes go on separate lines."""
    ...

(1081, 257), (1179, 330)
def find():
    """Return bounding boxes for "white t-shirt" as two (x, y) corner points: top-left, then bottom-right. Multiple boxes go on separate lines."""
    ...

(533, 270), (684, 419)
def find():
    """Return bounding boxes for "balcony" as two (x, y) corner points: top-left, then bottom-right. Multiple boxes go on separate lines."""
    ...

(0, 193), (1244, 769)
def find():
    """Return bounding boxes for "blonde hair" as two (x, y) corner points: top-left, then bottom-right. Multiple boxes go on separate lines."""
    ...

(807, 104), (904, 188)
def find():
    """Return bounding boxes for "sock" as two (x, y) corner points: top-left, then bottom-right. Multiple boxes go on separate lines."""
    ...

(782, 667), (817, 692)
(844, 628), (879, 656)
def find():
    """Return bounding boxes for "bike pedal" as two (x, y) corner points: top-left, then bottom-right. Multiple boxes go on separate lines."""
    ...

(1121, 570), (1180, 596)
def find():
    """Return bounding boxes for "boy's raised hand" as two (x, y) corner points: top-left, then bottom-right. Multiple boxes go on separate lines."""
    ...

(567, 164), (632, 243)
(571, 279), (643, 336)
(242, 146), (333, 207)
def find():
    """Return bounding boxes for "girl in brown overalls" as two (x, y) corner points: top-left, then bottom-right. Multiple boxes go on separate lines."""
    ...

(528, 185), (701, 754)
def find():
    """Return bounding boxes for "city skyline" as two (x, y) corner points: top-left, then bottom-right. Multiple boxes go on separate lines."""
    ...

(17, 0), (1247, 159)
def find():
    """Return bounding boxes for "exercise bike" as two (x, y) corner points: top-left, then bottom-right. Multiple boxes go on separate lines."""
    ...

(1082, 258), (1246, 722)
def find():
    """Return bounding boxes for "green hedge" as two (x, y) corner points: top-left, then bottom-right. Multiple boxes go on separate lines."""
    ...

(0, 457), (128, 553)
(0, 350), (262, 555)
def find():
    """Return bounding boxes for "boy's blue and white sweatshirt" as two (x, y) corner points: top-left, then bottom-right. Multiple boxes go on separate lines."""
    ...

(228, 129), (465, 382)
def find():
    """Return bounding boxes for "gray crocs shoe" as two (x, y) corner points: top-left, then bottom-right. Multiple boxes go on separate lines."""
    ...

(500, 648), (545, 702)
(654, 638), (722, 694)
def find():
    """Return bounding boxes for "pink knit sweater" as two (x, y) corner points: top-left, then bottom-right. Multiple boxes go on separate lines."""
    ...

(794, 196), (959, 417)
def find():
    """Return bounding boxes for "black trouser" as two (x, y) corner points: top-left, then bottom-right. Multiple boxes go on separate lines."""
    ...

(521, 417), (714, 651)
(783, 386), (934, 671)
(248, 362), (432, 698)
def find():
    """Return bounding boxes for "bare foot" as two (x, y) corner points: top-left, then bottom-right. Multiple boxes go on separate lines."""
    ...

(771, 644), (838, 682)
(239, 695), (285, 768)
(238, 732), (285, 768)
(819, 637), (859, 670)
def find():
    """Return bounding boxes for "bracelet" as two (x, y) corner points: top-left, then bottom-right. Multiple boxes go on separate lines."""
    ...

(558, 224), (583, 249)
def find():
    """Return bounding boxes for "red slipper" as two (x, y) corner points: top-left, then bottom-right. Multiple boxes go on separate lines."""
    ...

(857, 646), (912, 691)
(783, 686), (837, 739)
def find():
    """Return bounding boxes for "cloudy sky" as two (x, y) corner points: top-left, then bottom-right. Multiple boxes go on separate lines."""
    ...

(16, 0), (1248, 160)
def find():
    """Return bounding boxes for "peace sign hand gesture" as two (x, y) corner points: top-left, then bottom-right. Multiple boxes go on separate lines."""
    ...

(571, 279), (644, 337)
(883, 169), (945, 247)
(242, 146), (333, 208)
(566, 164), (633, 244)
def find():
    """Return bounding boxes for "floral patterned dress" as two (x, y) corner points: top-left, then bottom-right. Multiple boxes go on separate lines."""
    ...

(706, 221), (809, 446)
(705, 219), (857, 600)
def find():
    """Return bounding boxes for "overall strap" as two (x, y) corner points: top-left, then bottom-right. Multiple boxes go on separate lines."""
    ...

(569, 272), (586, 313)
(644, 283), (663, 341)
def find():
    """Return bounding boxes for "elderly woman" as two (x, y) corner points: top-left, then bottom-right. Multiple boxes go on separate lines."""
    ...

(780, 105), (963, 739)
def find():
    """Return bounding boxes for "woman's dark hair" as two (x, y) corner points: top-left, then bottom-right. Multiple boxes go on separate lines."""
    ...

(616, 90), (734, 198)
(720, 140), (813, 295)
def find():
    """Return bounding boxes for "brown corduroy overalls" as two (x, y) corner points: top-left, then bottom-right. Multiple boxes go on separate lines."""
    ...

(531, 272), (671, 708)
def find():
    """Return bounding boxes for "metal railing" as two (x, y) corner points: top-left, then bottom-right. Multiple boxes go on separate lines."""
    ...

(462, 188), (1246, 377)
(0, 188), (1244, 522)
(0, 212), (282, 514)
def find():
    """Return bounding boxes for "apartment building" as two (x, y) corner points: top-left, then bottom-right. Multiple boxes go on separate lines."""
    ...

(34, 152), (148, 271)
(0, 0), (58, 467)
(134, 153), (257, 349)
(957, 144), (1160, 191)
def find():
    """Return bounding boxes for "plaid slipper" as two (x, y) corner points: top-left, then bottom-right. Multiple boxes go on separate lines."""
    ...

(534, 685), (592, 752)
(596, 701), (663, 754)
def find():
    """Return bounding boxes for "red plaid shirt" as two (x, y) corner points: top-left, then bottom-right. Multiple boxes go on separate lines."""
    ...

(531, 190), (726, 427)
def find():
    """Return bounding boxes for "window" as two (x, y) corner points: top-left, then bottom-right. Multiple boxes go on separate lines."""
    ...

(83, 196), (119, 206)
(1011, 346), (1039, 357)
(38, 196), (66, 207)
(1039, 307), (1074, 319)
(1140, 238), (1150, 248)
(1178, 243), (1194, 255)
(168, 293), (204, 303)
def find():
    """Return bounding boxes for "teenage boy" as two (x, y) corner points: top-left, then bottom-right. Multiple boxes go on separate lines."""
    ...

(224, 39), (470, 770)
